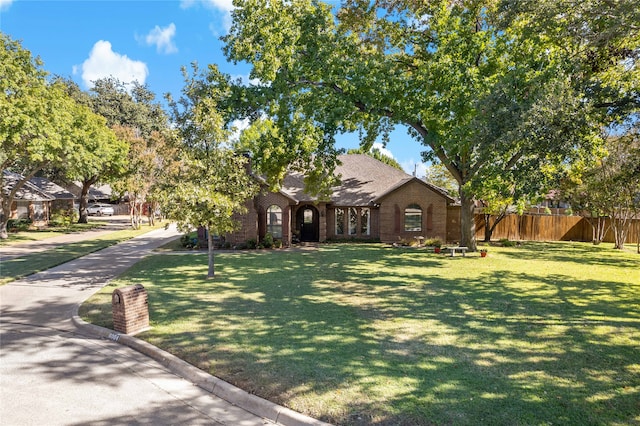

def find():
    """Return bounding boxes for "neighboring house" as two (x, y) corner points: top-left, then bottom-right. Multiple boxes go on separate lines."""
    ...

(2, 171), (55, 227)
(66, 182), (113, 202)
(218, 154), (459, 246)
(29, 177), (76, 213)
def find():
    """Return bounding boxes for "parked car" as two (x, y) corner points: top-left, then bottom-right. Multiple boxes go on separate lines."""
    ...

(86, 203), (115, 216)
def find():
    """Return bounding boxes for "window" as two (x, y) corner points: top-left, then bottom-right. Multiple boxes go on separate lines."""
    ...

(360, 208), (370, 235)
(349, 207), (358, 235)
(404, 204), (422, 232)
(303, 208), (313, 224)
(335, 208), (345, 235)
(266, 205), (283, 238)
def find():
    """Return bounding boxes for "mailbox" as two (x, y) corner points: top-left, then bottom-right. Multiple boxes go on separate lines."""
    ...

(112, 284), (150, 335)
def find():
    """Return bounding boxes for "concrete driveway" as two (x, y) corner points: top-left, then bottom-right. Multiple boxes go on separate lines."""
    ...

(0, 226), (288, 425)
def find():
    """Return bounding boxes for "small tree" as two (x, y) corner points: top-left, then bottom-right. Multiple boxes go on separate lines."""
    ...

(563, 131), (640, 249)
(162, 64), (258, 278)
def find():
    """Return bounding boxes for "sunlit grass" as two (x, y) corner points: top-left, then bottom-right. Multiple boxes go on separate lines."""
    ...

(0, 221), (107, 246)
(0, 224), (165, 284)
(81, 242), (640, 425)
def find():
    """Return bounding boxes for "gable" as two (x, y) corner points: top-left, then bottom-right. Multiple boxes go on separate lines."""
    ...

(279, 154), (445, 207)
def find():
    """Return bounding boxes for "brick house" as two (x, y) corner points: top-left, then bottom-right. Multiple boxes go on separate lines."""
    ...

(2, 171), (78, 227)
(219, 154), (459, 246)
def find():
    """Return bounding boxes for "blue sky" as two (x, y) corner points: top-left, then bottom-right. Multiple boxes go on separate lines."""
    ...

(0, 0), (428, 175)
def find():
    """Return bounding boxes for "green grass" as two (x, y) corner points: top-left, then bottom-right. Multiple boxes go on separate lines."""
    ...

(0, 222), (108, 246)
(0, 225), (164, 284)
(80, 242), (640, 425)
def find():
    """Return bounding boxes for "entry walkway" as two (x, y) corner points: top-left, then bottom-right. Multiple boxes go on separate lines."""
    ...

(0, 226), (328, 426)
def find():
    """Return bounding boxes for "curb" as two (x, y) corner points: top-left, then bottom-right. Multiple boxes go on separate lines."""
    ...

(71, 311), (332, 426)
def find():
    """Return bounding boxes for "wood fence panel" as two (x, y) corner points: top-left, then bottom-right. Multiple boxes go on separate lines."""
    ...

(475, 214), (639, 244)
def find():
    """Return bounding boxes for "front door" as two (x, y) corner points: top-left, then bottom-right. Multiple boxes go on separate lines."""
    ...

(298, 205), (319, 242)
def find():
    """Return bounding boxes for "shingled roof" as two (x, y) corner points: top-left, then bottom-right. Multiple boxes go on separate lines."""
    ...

(280, 154), (454, 206)
(2, 171), (55, 202)
(29, 177), (76, 200)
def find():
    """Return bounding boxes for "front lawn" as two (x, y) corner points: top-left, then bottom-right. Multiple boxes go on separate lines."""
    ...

(0, 225), (165, 285)
(81, 242), (640, 425)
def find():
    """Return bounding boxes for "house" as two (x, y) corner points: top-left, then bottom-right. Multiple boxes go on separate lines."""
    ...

(29, 177), (76, 213)
(2, 171), (55, 227)
(219, 154), (459, 246)
(66, 182), (113, 203)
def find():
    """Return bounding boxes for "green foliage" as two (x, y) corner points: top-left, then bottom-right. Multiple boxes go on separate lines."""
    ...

(222, 0), (632, 250)
(346, 147), (403, 170)
(161, 64), (259, 277)
(423, 162), (458, 195)
(424, 237), (443, 248)
(0, 33), (89, 238)
(49, 209), (78, 228)
(180, 233), (200, 249)
(562, 128), (640, 249)
(7, 218), (32, 232)
(262, 232), (274, 249)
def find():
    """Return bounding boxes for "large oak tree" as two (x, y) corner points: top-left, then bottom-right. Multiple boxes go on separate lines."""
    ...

(222, 0), (638, 249)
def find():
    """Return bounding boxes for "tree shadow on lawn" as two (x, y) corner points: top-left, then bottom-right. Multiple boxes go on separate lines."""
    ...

(127, 245), (639, 425)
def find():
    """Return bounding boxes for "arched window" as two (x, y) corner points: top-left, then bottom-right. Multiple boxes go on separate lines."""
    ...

(266, 205), (283, 238)
(404, 204), (422, 232)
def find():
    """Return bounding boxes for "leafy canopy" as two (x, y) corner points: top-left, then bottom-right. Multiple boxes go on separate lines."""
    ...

(222, 0), (630, 248)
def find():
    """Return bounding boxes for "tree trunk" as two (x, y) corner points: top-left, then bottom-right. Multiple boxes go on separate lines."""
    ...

(0, 202), (9, 239)
(483, 211), (507, 242)
(207, 227), (215, 279)
(77, 180), (94, 224)
(147, 203), (155, 226)
(612, 217), (629, 250)
(459, 190), (477, 250)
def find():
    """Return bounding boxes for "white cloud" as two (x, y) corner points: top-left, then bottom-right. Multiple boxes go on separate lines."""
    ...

(231, 74), (263, 87)
(228, 118), (251, 144)
(140, 23), (178, 54)
(77, 40), (148, 89)
(0, 0), (13, 11)
(183, 0), (233, 34)
(372, 142), (394, 159)
(181, 0), (233, 12)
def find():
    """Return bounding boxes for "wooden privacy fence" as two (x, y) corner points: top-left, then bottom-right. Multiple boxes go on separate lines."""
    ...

(474, 214), (640, 244)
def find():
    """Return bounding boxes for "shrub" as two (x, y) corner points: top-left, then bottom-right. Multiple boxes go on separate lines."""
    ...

(424, 237), (443, 248)
(180, 233), (200, 249)
(7, 218), (32, 232)
(262, 233), (274, 249)
(247, 238), (257, 249)
(499, 238), (517, 247)
(49, 209), (78, 228)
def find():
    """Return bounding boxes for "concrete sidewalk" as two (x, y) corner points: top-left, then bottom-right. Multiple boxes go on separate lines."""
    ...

(0, 215), (138, 260)
(0, 225), (330, 426)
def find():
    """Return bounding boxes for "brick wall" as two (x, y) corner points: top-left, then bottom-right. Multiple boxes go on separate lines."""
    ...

(112, 284), (149, 335)
(377, 180), (450, 243)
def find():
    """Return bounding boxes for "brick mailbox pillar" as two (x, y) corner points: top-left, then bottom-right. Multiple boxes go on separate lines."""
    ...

(112, 284), (150, 335)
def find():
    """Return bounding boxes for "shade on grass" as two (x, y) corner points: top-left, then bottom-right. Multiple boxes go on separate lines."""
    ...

(81, 242), (640, 425)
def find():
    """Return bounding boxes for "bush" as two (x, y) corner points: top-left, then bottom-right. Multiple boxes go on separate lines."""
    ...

(424, 237), (443, 248)
(262, 233), (274, 249)
(49, 209), (78, 228)
(499, 238), (517, 247)
(247, 238), (257, 249)
(180, 233), (200, 249)
(7, 218), (32, 232)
